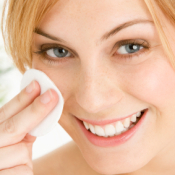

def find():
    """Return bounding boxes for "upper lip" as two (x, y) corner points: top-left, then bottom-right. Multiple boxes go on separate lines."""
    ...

(77, 108), (147, 126)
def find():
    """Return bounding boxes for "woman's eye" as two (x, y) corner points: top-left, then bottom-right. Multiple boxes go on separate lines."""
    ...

(113, 41), (150, 65)
(117, 44), (143, 54)
(35, 40), (149, 65)
(46, 48), (71, 58)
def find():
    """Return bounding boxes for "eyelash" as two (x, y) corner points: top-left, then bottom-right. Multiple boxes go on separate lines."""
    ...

(34, 39), (150, 65)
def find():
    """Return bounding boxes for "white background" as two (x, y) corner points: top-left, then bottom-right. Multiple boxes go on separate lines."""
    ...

(0, 0), (72, 160)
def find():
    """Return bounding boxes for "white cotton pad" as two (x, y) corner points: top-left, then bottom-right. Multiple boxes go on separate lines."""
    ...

(20, 69), (64, 137)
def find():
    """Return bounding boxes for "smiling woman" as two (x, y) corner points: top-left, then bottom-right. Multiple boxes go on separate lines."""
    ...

(1, 0), (175, 175)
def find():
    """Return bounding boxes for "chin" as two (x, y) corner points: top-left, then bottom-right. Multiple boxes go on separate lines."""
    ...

(80, 148), (152, 175)
(86, 159), (143, 175)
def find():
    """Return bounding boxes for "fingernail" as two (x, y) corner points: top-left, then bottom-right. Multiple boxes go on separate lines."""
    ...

(40, 90), (52, 104)
(26, 81), (35, 93)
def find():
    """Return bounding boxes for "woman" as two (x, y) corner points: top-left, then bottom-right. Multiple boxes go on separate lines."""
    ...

(1, 0), (175, 174)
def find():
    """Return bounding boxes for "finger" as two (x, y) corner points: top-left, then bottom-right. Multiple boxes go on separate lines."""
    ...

(0, 80), (40, 124)
(0, 89), (59, 147)
(22, 134), (36, 160)
(22, 133), (37, 143)
(0, 165), (33, 175)
(0, 142), (33, 170)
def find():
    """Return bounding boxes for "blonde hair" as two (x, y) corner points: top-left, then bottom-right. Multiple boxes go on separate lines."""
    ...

(1, 0), (58, 73)
(144, 0), (175, 69)
(1, 0), (175, 73)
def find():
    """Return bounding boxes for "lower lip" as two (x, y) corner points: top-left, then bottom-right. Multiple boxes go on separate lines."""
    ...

(76, 109), (148, 147)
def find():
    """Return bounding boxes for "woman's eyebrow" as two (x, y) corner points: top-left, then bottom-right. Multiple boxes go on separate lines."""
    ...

(99, 19), (153, 43)
(34, 19), (153, 45)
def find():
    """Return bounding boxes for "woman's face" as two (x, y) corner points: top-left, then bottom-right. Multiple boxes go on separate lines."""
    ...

(32, 0), (175, 174)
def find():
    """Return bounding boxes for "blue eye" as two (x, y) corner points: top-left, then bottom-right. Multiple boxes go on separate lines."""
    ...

(34, 39), (149, 66)
(113, 40), (150, 64)
(118, 44), (143, 54)
(46, 48), (71, 58)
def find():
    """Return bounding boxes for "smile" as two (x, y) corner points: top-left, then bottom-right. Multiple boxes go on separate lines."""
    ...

(75, 108), (148, 147)
(82, 109), (146, 138)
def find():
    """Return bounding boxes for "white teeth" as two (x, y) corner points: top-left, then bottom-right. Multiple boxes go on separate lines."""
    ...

(115, 121), (124, 135)
(105, 124), (116, 136)
(83, 110), (144, 136)
(83, 121), (89, 130)
(95, 125), (105, 136)
(123, 118), (130, 128)
(136, 111), (141, 117)
(89, 124), (95, 134)
(131, 114), (137, 122)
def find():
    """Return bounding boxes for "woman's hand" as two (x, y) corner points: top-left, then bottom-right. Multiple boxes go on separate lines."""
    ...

(0, 80), (58, 174)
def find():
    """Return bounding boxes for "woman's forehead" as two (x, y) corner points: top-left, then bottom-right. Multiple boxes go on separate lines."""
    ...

(37, 0), (154, 50)
(39, 0), (153, 31)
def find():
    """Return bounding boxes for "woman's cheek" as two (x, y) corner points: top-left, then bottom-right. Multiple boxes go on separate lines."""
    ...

(124, 55), (175, 113)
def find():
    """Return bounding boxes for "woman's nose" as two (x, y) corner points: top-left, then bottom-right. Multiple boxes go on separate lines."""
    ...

(75, 64), (124, 114)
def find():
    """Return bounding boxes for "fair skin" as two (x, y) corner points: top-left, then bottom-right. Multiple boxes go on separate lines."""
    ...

(32, 0), (175, 174)
(1, 0), (175, 175)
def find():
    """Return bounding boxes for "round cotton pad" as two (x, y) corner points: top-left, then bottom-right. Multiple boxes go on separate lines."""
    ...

(20, 69), (64, 137)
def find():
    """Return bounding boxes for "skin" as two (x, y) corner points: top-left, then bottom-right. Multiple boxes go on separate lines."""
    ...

(32, 0), (175, 174)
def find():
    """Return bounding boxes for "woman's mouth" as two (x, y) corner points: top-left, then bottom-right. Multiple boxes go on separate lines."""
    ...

(75, 108), (148, 147)
(83, 110), (145, 137)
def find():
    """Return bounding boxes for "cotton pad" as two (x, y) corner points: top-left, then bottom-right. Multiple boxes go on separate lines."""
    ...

(20, 69), (64, 137)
